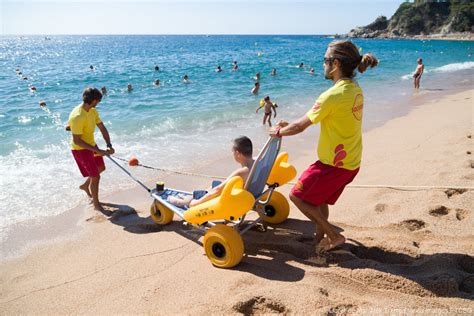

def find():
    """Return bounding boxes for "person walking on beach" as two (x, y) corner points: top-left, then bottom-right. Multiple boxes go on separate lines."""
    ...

(413, 58), (424, 89)
(256, 95), (277, 127)
(69, 87), (114, 213)
(269, 40), (378, 252)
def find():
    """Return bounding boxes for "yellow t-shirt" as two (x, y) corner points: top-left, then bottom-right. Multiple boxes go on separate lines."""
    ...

(306, 79), (363, 170)
(68, 104), (102, 150)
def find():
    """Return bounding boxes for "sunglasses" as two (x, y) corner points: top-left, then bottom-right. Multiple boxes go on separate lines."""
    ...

(324, 57), (334, 64)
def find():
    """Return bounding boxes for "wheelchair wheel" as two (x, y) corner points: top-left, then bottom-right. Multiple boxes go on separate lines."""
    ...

(150, 200), (174, 225)
(203, 224), (244, 268)
(261, 191), (290, 224)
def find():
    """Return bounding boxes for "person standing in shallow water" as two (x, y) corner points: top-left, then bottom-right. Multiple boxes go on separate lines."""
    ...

(269, 40), (378, 252)
(413, 58), (424, 89)
(68, 87), (114, 213)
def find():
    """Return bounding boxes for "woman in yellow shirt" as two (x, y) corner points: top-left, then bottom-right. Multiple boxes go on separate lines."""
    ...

(270, 40), (378, 252)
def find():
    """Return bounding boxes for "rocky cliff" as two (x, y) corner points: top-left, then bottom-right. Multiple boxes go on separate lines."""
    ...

(346, 0), (473, 38)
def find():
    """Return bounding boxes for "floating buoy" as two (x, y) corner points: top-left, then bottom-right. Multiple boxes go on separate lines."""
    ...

(128, 157), (139, 166)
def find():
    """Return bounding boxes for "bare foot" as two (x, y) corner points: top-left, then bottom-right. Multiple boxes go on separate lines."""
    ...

(320, 235), (346, 251)
(315, 232), (325, 244)
(79, 183), (92, 198)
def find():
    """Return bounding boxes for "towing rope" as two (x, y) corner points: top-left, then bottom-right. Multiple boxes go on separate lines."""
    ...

(111, 156), (474, 192)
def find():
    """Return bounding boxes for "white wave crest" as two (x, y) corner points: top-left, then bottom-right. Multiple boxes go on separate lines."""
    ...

(432, 61), (474, 73)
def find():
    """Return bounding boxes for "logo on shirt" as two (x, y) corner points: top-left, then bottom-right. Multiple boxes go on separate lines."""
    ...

(333, 144), (347, 168)
(311, 102), (321, 112)
(352, 94), (363, 121)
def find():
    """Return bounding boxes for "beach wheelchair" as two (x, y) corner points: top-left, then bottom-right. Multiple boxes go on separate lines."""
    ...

(149, 137), (297, 268)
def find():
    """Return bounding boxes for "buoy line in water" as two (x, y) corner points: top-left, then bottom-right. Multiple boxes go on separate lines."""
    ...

(110, 156), (474, 192)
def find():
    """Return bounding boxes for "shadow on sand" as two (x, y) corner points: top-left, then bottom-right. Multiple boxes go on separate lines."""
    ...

(103, 204), (474, 298)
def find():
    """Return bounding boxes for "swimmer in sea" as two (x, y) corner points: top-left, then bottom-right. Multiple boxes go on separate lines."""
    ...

(271, 68), (277, 76)
(232, 61), (238, 71)
(251, 82), (260, 95)
(127, 83), (133, 92)
(90, 65), (94, 70)
(155, 65), (160, 71)
(309, 68), (315, 75)
(101, 86), (107, 95)
(254, 72), (261, 82)
(298, 62), (304, 68)
(255, 95), (277, 127)
(216, 65), (222, 72)
(183, 75), (190, 84)
(154, 79), (160, 86)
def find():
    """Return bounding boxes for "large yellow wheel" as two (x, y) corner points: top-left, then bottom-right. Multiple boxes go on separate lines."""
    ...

(260, 191), (290, 224)
(203, 224), (244, 268)
(150, 200), (174, 225)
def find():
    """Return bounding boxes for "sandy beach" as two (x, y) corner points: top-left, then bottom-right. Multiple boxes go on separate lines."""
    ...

(1, 89), (473, 314)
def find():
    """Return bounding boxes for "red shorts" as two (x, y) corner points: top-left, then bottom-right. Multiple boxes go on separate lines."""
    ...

(72, 149), (105, 178)
(291, 160), (359, 206)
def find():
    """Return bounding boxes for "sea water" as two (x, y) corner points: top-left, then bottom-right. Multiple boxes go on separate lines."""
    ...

(0, 35), (473, 234)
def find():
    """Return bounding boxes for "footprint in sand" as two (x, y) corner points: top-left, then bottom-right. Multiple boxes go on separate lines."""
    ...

(374, 203), (387, 213)
(455, 209), (469, 221)
(86, 214), (107, 223)
(110, 208), (136, 220)
(233, 296), (288, 315)
(347, 244), (414, 264)
(373, 203), (400, 213)
(398, 219), (426, 231)
(428, 205), (450, 217)
(326, 304), (358, 315)
(444, 188), (467, 198)
(134, 223), (163, 232)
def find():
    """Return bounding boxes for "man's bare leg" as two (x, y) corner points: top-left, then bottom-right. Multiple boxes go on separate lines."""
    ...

(79, 178), (92, 198)
(290, 194), (326, 243)
(290, 193), (345, 251)
(315, 203), (328, 243)
(89, 176), (105, 212)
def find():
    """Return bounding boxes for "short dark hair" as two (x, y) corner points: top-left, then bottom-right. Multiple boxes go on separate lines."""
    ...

(264, 95), (270, 101)
(83, 87), (102, 104)
(233, 136), (252, 157)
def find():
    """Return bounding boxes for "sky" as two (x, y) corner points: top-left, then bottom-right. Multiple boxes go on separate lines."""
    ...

(1, 0), (402, 35)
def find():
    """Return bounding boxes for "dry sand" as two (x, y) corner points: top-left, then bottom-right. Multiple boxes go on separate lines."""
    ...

(1, 89), (473, 315)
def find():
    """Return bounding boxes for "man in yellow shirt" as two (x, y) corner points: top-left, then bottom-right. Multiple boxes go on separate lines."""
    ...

(269, 40), (378, 252)
(69, 87), (114, 213)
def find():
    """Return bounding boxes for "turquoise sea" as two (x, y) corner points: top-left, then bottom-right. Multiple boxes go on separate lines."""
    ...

(0, 35), (473, 232)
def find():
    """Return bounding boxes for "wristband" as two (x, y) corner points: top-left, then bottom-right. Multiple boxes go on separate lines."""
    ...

(276, 128), (282, 138)
(106, 143), (112, 148)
